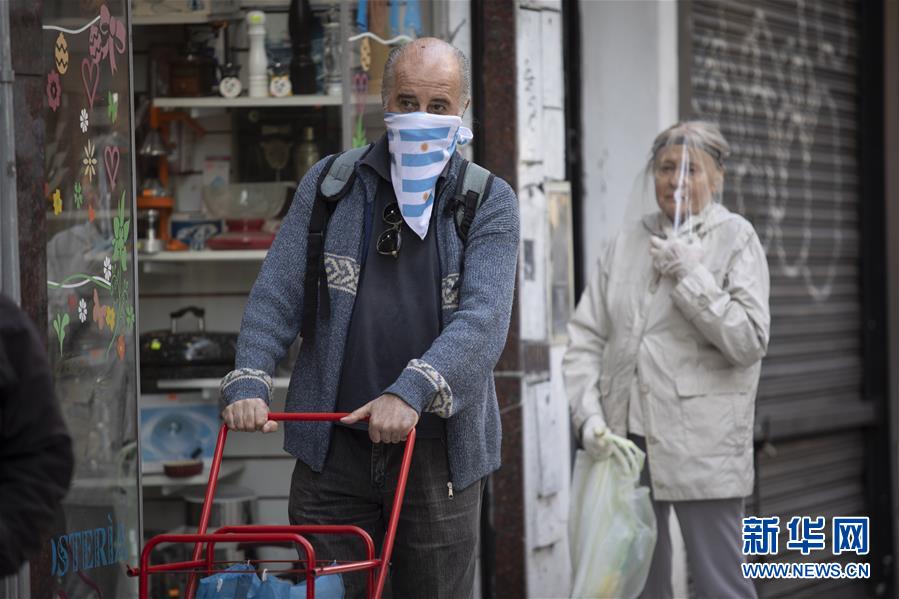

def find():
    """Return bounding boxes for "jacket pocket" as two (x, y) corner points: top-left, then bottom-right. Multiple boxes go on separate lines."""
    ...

(675, 369), (752, 397)
(675, 370), (752, 456)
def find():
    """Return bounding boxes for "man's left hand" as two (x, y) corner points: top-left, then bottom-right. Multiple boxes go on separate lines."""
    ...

(341, 393), (420, 444)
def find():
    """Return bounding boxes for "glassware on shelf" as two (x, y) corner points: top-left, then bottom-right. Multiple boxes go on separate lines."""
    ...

(294, 126), (320, 182)
(322, 12), (342, 96)
(202, 182), (294, 250)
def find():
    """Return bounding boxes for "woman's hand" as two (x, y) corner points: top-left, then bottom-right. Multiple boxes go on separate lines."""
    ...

(582, 415), (615, 461)
(650, 236), (704, 281)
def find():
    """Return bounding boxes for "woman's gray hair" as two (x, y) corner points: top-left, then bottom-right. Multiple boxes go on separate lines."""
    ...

(380, 41), (472, 113)
(647, 120), (731, 174)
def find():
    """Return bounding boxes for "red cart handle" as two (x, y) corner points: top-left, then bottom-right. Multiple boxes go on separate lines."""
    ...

(185, 412), (415, 599)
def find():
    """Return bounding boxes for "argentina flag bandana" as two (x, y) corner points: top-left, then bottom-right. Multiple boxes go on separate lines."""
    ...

(384, 112), (474, 239)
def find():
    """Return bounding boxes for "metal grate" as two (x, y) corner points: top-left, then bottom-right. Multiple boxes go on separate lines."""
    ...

(686, 1), (870, 596)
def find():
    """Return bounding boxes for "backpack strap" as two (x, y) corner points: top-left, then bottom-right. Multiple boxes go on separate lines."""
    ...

(300, 145), (371, 340)
(451, 160), (495, 242)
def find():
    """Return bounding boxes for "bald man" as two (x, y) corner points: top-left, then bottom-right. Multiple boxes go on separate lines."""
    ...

(221, 39), (520, 597)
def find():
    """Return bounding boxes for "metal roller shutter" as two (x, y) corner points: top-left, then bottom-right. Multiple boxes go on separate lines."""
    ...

(684, 1), (872, 596)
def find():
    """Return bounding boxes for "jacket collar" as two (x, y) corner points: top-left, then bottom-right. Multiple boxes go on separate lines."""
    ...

(641, 202), (733, 238)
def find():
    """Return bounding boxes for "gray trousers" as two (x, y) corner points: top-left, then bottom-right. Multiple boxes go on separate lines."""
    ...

(288, 426), (483, 599)
(632, 436), (758, 599)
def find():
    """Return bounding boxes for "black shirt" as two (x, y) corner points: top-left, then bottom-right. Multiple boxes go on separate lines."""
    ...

(0, 294), (74, 575)
(335, 135), (446, 438)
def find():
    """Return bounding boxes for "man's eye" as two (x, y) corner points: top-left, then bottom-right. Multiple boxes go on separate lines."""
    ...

(429, 104), (447, 114)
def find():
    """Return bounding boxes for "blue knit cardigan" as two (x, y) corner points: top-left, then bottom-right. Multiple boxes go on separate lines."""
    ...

(220, 150), (520, 490)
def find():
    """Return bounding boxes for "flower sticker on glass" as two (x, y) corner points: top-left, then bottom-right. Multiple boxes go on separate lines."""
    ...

(111, 190), (130, 271)
(78, 298), (88, 323)
(105, 306), (116, 331)
(54, 33), (69, 75)
(51, 188), (62, 215)
(74, 181), (84, 209)
(103, 256), (112, 281)
(82, 139), (97, 182)
(107, 92), (118, 125)
(80, 108), (89, 133)
(88, 25), (103, 65)
(93, 289), (106, 331)
(46, 71), (61, 112)
(116, 335), (126, 360)
(52, 312), (69, 354)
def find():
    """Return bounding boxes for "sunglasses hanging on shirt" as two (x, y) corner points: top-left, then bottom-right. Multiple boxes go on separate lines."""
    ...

(377, 201), (403, 258)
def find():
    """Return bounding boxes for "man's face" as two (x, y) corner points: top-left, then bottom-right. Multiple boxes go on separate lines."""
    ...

(385, 46), (467, 116)
(653, 144), (717, 221)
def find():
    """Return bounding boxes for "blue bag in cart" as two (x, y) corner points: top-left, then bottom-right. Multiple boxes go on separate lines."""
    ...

(196, 563), (262, 599)
(255, 567), (345, 599)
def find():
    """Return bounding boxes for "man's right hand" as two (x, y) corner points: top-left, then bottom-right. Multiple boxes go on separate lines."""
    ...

(222, 398), (278, 433)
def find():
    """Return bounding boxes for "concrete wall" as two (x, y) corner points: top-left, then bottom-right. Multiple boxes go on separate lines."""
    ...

(578, 0), (679, 265)
(575, 1), (687, 596)
(515, 2), (573, 596)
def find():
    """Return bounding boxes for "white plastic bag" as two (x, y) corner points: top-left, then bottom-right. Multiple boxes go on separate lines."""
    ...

(569, 435), (657, 599)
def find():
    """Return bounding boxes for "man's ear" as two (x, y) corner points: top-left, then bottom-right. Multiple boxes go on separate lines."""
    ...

(461, 98), (471, 117)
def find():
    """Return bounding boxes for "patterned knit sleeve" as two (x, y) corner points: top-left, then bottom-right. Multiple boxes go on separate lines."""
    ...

(384, 176), (520, 417)
(220, 158), (330, 406)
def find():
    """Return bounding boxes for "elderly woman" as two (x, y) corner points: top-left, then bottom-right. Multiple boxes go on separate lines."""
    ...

(564, 121), (770, 598)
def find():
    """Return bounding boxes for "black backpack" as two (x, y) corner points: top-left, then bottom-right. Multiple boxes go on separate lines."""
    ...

(300, 146), (495, 339)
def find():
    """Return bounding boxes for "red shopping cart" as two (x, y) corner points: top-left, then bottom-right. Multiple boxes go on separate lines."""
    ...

(128, 412), (416, 599)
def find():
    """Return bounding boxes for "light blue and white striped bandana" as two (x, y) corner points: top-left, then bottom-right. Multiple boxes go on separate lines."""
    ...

(384, 112), (473, 240)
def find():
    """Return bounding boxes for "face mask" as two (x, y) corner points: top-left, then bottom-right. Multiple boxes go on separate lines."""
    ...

(383, 112), (473, 239)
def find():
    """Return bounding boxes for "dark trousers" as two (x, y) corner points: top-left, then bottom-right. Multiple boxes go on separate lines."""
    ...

(288, 426), (484, 599)
(630, 435), (758, 599)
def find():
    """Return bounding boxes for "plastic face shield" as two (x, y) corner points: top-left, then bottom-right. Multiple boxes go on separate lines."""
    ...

(650, 139), (722, 237)
(622, 127), (726, 241)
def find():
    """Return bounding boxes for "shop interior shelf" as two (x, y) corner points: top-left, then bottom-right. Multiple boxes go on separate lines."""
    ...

(153, 95), (345, 109)
(156, 377), (290, 390)
(71, 462), (243, 491)
(142, 462), (244, 495)
(131, 11), (244, 26)
(152, 95), (382, 110)
(132, 0), (343, 24)
(139, 250), (268, 262)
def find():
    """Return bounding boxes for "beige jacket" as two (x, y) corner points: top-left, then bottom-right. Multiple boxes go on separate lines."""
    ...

(564, 203), (770, 500)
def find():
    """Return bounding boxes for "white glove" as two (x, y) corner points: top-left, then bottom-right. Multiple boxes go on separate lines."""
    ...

(582, 415), (615, 461)
(650, 236), (704, 281)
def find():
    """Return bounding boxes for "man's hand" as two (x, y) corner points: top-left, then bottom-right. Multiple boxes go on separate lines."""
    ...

(222, 398), (278, 433)
(341, 393), (419, 444)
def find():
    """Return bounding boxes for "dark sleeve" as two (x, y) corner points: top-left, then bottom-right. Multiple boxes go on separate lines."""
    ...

(0, 297), (74, 576)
